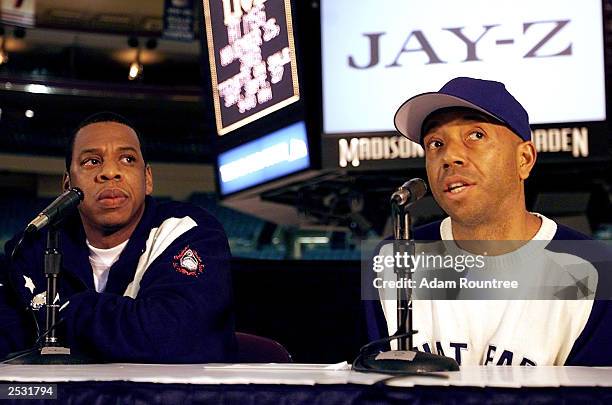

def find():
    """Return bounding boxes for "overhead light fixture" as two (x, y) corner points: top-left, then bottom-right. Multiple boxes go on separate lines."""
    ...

(128, 49), (143, 81)
(0, 28), (8, 65)
(127, 36), (143, 81)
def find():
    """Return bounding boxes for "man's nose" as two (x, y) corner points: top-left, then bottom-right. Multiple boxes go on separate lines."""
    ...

(98, 161), (122, 181)
(441, 139), (466, 169)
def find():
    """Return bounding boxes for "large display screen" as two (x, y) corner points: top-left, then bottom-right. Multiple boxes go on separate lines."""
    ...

(217, 121), (309, 195)
(321, 0), (606, 134)
(203, 0), (300, 136)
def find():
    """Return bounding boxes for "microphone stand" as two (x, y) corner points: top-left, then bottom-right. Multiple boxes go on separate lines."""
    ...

(391, 202), (413, 351)
(352, 181), (459, 374)
(383, 198), (459, 372)
(6, 225), (94, 364)
(43, 224), (63, 350)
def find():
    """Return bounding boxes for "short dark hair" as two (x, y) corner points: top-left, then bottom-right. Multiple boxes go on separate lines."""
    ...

(65, 112), (146, 171)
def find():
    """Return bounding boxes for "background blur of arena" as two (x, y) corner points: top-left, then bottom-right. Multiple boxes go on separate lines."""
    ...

(0, 0), (610, 362)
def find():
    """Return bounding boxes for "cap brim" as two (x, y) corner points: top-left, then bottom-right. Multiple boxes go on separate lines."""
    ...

(393, 93), (496, 144)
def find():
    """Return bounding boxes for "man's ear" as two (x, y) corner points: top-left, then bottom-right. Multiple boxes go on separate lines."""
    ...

(62, 171), (71, 192)
(517, 141), (537, 180)
(145, 164), (153, 195)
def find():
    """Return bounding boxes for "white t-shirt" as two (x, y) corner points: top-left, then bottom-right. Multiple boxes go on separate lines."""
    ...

(379, 214), (595, 366)
(87, 239), (129, 293)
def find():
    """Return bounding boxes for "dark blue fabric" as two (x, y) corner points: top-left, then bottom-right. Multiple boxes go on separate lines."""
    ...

(3, 381), (611, 404)
(1, 196), (236, 363)
(545, 226), (612, 366)
(364, 220), (612, 366)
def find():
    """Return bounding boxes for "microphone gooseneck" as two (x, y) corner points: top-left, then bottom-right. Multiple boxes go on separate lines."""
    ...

(390, 178), (428, 206)
(25, 187), (84, 234)
(12, 187), (84, 261)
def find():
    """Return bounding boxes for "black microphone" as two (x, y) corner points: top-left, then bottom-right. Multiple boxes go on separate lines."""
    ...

(25, 187), (84, 233)
(390, 178), (428, 206)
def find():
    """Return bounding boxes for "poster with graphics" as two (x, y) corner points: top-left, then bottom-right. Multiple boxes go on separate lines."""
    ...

(203, 0), (300, 135)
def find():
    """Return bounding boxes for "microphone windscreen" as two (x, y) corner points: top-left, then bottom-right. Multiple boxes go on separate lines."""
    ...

(403, 178), (427, 203)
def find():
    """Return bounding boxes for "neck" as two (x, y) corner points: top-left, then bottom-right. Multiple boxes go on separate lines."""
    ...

(83, 212), (142, 249)
(84, 222), (137, 249)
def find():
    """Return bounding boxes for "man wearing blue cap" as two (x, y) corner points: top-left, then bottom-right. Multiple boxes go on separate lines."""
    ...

(372, 77), (612, 366)
(395, 77), (539, 242)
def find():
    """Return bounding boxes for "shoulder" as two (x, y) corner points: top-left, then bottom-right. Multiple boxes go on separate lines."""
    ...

(151, 199), (226, 234)
(546, 222), (610, 267)
(544, 221), (612, 303)
(552, 222), (592, 240)
(136, 199), (230, 258)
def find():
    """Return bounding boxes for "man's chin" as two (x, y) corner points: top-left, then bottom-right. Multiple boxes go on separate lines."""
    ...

(94, 214), (132, 234)
(98, 222), (129, 236)
(81, 205), (144, 235)
(444, 207), (485, 227)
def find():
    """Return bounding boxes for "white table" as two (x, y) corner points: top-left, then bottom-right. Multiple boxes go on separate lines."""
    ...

(0, 363), (610, 388)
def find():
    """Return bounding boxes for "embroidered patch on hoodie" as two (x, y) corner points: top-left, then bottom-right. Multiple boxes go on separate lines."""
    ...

(30, 292), (59, 311)
(172, 246), (204, 277)
(31, 291), (46, 310)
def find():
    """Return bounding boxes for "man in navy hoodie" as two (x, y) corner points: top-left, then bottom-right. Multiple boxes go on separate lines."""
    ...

(368, 77), (611, 366)
(0, 112), (236, 363)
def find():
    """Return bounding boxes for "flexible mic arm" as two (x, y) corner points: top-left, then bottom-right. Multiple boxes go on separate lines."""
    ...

(391, 178), (428, 207)
(11, 187), (84, 261)
(26, 187), (84, 233)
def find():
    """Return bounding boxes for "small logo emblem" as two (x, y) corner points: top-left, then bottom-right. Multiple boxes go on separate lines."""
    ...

(31, 291), (46, 311)
(173, 246), (204, 277)
(30, 292), (60, 311)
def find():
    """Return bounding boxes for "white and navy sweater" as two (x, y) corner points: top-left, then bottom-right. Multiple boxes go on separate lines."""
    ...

(367, 214), (612, 366)
(0, 196), (236, 363)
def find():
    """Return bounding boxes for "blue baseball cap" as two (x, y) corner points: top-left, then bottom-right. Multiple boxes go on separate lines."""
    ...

(394, 77), (531, 144)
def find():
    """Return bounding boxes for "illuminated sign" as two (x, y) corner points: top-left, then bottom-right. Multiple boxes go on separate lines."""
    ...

(337, 136), (423, 168)
(203, 0), (300, 135)
(324, 126), (593, 170)
(217, 121), (309, 194)
(321, 0), (605, 134)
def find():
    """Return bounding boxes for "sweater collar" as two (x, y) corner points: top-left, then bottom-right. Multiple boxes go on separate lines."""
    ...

(439, 213), (557, 241)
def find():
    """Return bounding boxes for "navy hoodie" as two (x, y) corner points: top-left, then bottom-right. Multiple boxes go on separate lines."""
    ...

(1, 196), (236, 363)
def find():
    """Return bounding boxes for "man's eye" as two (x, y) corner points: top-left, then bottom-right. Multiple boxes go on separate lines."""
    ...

(467, 131), (485, 141)
(82, 158), (100, 166)
(427, 140), (443, 150)
(121, 155), (136, 164)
